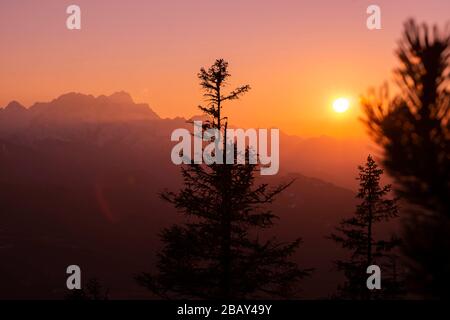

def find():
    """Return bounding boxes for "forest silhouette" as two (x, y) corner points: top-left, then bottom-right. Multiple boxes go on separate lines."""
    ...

(0, 18), (449, 300)
(138, 18), (450, 300)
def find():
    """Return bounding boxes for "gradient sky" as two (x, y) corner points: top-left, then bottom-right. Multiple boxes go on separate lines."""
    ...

(1, 0), (450, 137)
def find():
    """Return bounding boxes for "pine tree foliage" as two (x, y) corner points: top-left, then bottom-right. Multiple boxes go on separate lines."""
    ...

(329, 155), (401, 299)
(361, 19), (450, 298)
(136, 59), (311, 299)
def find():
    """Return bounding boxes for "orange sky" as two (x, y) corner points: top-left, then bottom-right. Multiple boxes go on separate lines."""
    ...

(1, 0), (450, 138)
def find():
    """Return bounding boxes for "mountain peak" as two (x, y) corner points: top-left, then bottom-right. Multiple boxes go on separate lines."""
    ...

(108, 91), (134, 104)
(4, 101), (26, 112)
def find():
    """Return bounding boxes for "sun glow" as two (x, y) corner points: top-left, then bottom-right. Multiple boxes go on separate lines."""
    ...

(332, 98), (350, 113)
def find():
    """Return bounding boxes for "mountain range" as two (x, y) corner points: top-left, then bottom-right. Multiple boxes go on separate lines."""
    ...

(0, 92), (383, 298)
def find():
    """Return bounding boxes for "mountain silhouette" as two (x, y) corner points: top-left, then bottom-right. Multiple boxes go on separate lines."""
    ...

(0, 101), (29, 133)
(0, 92), (380, 298)
(0, 92), (159, 132)
(0, 92), (370, 188)
(3, 101), (26, 112)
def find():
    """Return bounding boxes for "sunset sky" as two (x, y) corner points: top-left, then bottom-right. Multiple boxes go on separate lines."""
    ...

(1, 0), (450, 138)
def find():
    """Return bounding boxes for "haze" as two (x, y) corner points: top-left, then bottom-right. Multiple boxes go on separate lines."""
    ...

(2, 0), (450, 138)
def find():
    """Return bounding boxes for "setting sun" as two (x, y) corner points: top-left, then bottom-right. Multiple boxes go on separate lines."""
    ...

(332, 98), (350, 113)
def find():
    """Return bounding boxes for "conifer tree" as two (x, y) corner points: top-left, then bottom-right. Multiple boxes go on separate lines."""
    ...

(136, 59), (311, 299)
(361, 19), (450, 298)
(329, 155), (401, 299)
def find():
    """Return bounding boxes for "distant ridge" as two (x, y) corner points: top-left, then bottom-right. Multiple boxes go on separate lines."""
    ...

(0, 92), (159, 126)
(0, 91), (370, 189)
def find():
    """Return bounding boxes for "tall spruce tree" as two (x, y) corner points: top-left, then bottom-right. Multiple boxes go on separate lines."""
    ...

(136, 59), (311, 299)
(361, 19), (450, 298)
(329, 155), (401, 299)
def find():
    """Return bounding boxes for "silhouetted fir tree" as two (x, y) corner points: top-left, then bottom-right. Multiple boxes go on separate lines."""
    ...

(361, 19), (450, 298)
(329, 155), (401, 299)
(136, 59), (311, 299)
